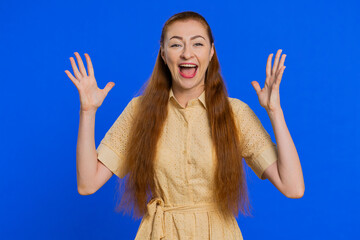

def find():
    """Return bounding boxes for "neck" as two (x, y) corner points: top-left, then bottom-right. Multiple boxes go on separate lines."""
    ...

(172, 84), (205, 108)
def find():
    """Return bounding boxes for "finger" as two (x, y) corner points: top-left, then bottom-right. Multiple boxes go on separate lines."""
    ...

(103, 82), (115, 96)
(265, 54), (273, 87)
(251, 81), (261, 94)
(74, 52), (88, 77)
(266, 53), (273, 78)
(272, 49), (282, 76)
(65, 70), (80, 89)
(277, 54), (286, 72)
(70, 57), (82, 79)
(275, 66), (286, 86)
(84, 53), (94, 77)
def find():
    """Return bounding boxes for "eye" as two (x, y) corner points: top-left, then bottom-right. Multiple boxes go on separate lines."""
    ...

(170, 44), (181, 47)
(194, 43), (204, 46)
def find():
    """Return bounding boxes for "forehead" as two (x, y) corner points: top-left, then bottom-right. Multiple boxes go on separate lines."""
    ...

(165, 19), (208, 40)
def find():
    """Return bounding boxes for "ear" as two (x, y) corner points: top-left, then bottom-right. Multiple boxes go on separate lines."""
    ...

(210, 43), (214, 60)
(160, 46), (166, 64)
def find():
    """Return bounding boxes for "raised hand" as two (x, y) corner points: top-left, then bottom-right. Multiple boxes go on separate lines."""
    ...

(65, 52), (115, 112)
(251, 49), (286, 112)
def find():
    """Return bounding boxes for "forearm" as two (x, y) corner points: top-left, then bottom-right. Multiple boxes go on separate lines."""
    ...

(76, 109), (98, 194)
(267, 108), (305, 197)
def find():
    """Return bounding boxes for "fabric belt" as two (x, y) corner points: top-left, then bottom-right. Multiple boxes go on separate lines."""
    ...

(146, 197), (219, 239)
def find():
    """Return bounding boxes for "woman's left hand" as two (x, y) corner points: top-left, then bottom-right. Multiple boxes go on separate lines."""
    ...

(251, 49), (286, 112)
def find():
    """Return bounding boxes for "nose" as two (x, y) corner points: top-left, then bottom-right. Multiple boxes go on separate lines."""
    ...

(180, 44), (194, 59)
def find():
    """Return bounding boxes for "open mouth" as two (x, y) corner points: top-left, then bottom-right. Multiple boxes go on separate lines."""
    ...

(178, 63), (198, 78)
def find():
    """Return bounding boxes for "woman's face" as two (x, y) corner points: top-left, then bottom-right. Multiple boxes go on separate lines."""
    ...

(161, 19), (214, 93)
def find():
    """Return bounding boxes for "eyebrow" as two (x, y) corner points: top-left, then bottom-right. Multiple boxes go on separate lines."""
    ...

(169, 35), (206, 41)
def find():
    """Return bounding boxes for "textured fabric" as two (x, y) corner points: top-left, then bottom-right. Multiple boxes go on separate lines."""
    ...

(96, 89), (278, 239)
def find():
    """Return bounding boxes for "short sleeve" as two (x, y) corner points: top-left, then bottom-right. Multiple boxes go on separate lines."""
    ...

(231, 99), (278, 180)
(96, 96), (140, 178)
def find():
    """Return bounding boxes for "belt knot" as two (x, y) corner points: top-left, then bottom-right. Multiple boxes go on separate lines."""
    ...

(146, 197), (218, 239)
(147, 197), (166, 239)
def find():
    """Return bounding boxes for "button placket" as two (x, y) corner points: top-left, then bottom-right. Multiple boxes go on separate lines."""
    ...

(184, 107), (195, 201)
(181, 109), (191, 186)
(184, 110), (192, 165)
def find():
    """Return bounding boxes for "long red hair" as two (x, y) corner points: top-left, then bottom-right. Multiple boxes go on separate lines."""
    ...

(116, 11), (252, 219)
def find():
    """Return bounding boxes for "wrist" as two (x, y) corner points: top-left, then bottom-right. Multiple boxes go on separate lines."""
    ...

(266, 107), (283, 119)
(79, 108), (97, 116)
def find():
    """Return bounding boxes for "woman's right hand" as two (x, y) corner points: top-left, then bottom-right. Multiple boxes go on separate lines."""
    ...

(65, 52), (115, 112)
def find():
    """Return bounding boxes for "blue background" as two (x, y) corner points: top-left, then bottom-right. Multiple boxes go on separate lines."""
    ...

(1, 0), (359, 239)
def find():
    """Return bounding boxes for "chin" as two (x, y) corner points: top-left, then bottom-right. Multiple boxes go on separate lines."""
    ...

(176, 80), (202, 91)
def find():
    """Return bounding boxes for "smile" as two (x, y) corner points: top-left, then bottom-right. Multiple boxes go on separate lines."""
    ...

(178, 63), (198, 78)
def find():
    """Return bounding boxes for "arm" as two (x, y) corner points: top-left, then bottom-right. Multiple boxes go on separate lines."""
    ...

(65, 52), (115, 195)
(263, 108), (304, 198)
(252, 49), (305, 198)
(76, 110), (98, 195)
(76, 110), (113, 195)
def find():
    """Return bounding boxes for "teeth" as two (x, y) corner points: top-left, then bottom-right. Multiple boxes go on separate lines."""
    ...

(179, 64), (197, 67)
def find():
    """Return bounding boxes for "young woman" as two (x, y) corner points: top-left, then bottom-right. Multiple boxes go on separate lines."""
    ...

(65, 11), (304, 240)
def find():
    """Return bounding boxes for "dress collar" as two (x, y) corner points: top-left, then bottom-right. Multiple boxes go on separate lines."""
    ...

(168, 88), (207, 109)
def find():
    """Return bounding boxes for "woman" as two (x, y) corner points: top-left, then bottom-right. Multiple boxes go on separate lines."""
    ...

(65, 11), (304, 240)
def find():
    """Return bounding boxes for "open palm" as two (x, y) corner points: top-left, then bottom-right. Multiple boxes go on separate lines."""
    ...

(251, 49), (286, 112)
(65, 52), (115, 112)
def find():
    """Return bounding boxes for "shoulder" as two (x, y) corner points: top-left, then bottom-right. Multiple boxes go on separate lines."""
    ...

(227, 96), (261, 124)
(129, 95), (143, 104)
(129, 95), (142, 105)
(126, 95), (144, 110)
(118, 95), (143, 120)
(227, 96), (251, 115)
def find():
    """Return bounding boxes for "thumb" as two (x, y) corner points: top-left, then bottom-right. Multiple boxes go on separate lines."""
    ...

(251, 81), (261, 94)
(103, 82), (115, 96)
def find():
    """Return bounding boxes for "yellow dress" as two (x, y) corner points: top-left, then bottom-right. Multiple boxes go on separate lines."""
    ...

(96, 89), (278, 240)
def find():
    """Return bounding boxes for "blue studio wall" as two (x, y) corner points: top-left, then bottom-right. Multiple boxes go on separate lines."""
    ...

(0, 0), (359, 239)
